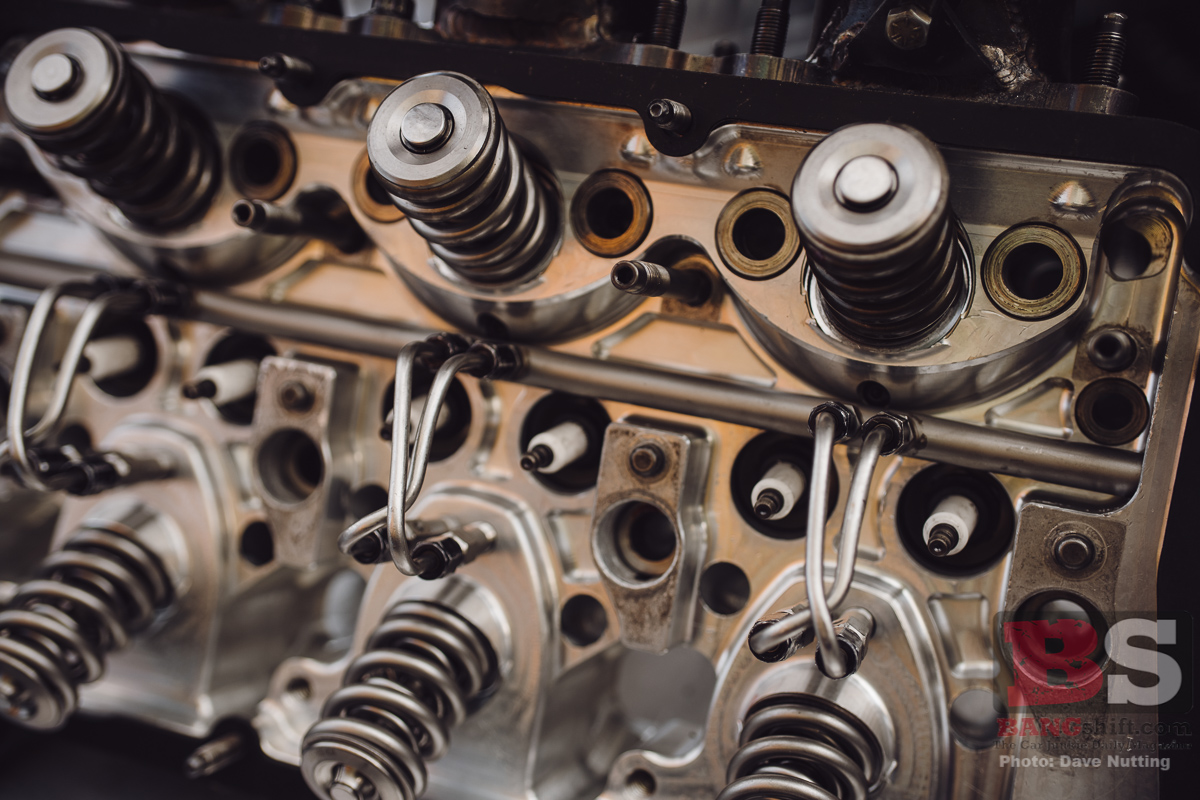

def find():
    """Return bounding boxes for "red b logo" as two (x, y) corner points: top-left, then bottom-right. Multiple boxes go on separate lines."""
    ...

(1004, 620), (1104, 707)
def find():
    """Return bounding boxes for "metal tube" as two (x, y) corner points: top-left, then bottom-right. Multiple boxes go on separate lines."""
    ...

(805, 411), (844, 678)
(0, 267), (1145, 495)
(751, 424), (889, 655)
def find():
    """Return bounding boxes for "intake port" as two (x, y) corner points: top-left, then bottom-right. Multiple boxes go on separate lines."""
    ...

(716, 189), (801, 279)
(982, 223), (1085, 320)
(229, 121), (297, 202)
(184, 333), (276, 425)
(897, 465), (1014, 576)
(520, 392), (611, 493)
(731, 432), (838, 539)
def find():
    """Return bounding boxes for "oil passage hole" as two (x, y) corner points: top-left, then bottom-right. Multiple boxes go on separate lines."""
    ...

(587, 187), (635, 240)
(1002, 243), (1063, 300)
(857, 380), (891, 408)
(732, 206), (786, 262)
(560, 594), (608, 647)
(239, 521), (274, 567)
(258, 429), (324, 504)
(1092, 391), (1135, 431)
(700, 562), (750, 615)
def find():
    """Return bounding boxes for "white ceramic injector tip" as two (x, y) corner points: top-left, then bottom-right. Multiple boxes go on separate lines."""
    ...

(81, 335), (141, 381)
(522, 420), (588, 474)
(183, 359), (260, 405)
(751, 461), (807, 521)
(922, 494), (978, 557)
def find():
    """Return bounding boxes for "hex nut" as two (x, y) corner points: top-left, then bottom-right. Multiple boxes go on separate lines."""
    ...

(887, 5), (933, 51)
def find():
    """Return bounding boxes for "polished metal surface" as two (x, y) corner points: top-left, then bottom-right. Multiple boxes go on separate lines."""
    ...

(0, 10), (1196, 800)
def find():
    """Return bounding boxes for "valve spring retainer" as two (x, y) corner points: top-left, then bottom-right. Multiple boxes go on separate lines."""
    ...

(4, 28), (221, 229)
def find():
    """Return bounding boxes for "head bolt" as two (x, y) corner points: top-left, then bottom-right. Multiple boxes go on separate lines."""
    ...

(629, 443), (666, 477)
(279, 381), (313, 413)
(886, 5), (933, 51)
(30, 53), (80, 101)
(1053, 533), (1096, 571)
(400, 102), (454, 153)
(926, 523), (958, 557)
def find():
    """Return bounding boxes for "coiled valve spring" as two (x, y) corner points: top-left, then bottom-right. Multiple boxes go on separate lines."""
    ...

(719, 695), (884, 800)
(367, 71), (559, 284)
(301, 600), (498, 800)
(0, 524), (172, 731)
(4, 27), (220, 229)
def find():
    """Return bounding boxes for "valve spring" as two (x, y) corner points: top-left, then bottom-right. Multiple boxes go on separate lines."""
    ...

(301, 600), (498, 800)
(807, 211), (963, 347)
(6, 28), (220, 229)
(0, 525), (172, 731)
(369, 72), (559, 284)
(718, 696), (884, 800)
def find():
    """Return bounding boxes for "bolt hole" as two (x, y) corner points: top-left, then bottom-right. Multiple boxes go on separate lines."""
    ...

(699, 562), (750, 615)
(950, 689), (1002, 750)
(285, 677), (312, 700)
(856, 380), (890, 408)
(1075, 378), (1148, 445)
(54, 422), (92, 452)
(1001, 242), (1064, 300)
(586, 187), (635, 240)
(1013, 592), (1109, 671)
(241, 138), (281, 189)
(732, 206), (786, 262)
(625, 769), (657, 798)
(560, 594), (608, 647)
(1091, 391), (1134, 431)
(1101, 218), (1156, 280)
(257, 429), (325, 504)
(603, 502), (677, 581)
(1088, 329), (1136, 372)
(239, 521), (274, 567)
(347, 483), (388, 519)
(230, 122), (296, 201)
